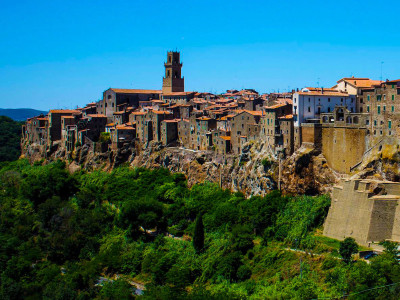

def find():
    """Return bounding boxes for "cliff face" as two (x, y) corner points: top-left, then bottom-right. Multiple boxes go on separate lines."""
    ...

(22, 141), (339, 197)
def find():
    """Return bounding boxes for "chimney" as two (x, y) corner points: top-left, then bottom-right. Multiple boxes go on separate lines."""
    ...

(321, 87), (324, 94)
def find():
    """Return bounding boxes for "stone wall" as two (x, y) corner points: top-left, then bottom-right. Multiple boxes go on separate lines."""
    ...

(323, 179), (400, 247)
(322, 127), (366, 173)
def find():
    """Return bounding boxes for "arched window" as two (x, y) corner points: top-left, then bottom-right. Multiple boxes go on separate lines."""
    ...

(353, 116), (359, 124)
(322, 116), (328, 123)
(346, 116), (352, 124)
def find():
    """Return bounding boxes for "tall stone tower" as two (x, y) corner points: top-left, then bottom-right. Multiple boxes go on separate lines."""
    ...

(162, 51), (184, 93)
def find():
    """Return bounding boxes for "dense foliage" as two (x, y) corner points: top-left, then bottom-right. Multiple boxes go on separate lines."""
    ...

(1, 160), (400, 299)
(0, 116), (23, 162)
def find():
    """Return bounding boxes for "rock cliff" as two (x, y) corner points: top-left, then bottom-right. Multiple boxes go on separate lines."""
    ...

(22, 140), (340, 197)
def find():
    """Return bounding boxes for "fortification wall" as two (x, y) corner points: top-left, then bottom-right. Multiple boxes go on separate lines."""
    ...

(323, 179), (400, 247)
(322, 127), (366, 174)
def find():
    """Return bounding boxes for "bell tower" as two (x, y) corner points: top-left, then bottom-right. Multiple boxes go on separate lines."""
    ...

(162, 51), (184, 93)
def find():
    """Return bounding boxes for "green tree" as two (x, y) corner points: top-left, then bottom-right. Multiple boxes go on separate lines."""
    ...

(193, 214), (204, 254)
(379, 240), (400, 258)
(339, 237), (358, 263)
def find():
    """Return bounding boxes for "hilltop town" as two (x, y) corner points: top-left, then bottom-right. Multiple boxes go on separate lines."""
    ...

(21, 51), (399, 178)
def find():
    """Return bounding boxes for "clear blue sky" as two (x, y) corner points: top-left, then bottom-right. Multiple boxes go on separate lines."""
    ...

(1, 0), (400, 110)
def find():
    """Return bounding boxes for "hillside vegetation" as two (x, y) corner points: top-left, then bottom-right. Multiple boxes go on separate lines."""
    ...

(0, 116), (23, 162)
(1, 160), (400, 299)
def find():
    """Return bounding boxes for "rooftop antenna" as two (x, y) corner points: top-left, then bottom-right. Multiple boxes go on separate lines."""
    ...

(380, 61), (384, 81)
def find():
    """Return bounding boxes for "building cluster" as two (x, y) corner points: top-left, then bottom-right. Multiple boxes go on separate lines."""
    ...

(21, 51), (400, 171)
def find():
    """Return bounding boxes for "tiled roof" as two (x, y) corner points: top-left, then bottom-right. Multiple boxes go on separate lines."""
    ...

(152, 110), (172, 115)
(49, 109), (80, 114)
(110, 88), (161, 94)
(220, 136), (231, 141)
(279, 114), (294, 120)
(336, 78), (383, 88)
(87, 114), (107, 118)
(163, 91), (196, 96)
(116, 125), (135, 130)
(297, 91), (350, 96)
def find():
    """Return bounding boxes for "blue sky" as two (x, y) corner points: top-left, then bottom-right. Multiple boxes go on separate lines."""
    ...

(1, 0), (400, 110)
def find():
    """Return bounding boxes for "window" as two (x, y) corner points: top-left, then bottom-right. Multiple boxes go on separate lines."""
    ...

(328, 107), (331, 112)
(384, 95), (386, 100)
(392, 95), (395, 101)
(308, 107), (311, 112)
(367, 95), (370, 101)
(367, 105), (370, 112)
(389, 120), (392, 129)
(374, 120), (377, 126)
(377, 95), (382, 101)
(392, 84), (395, 89)
(392, 106), (395, 112)
(360, 98), (363, 103)
(378, 106), (381, 114)
(328, 98), (330, 102)
(308, 98), (311, 102)
(384, 106), (386, 112)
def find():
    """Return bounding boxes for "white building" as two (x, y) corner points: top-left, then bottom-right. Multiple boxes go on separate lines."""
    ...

(293, 88), (356, 127)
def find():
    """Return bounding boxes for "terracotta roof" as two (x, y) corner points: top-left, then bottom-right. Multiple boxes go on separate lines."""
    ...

(386, 79), (400, 84)
(130, 111), (147, 115)
(36, 117), (48, 121)
(113, 111), (126, 115)
(87, 114), (107, 118)
(110, 88), (161, 94)
(296, 91), (350, 96)
(49, 109), (80, 114)
(197, 116), (212, 121)
(163, 119), (179, 123)
(279, 114), (294, 120)
(220, 136), (231, 141)
(152, 110), (172, 115)
(106, 123), (115, 127)
(336, 78), (383, 88)
(61, 116), (75, 119)
(116, 125), (135, 130)
(163, 91), (196, 96)
(265, 103), (288, 109)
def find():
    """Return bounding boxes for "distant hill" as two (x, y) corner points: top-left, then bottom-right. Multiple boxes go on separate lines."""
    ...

(0, 108), (47, 121)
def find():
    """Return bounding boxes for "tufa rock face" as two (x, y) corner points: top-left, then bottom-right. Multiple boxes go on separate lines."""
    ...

(22, 140), (339, 197)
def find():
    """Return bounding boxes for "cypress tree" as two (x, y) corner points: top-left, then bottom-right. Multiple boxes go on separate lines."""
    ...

(193, 213), (204, 254)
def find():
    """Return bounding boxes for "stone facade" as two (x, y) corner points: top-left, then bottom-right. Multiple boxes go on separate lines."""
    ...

(324, 179), (400, 247)
(162, 51), (184, 93)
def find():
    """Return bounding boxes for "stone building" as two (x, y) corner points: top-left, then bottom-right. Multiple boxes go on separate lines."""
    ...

(230, 110), (262, 154)
(360, 79), (400, 146)
(189, 115), (217, 150)
(110, 124), (136, 149)
(320, 106), (369, 173)
(97, 88), (161, 120)
(324, 179), (400, 247)
(260, 103), (293, 154)
(148, 110), (173, 142)
(178, 119), (190, 146)
(24, 115), (48, 145)
(162, 92), (196, 105)
(292, 88), (356, 150)
(162, 51), (184, 93)
(47, 110), (80, 146)
(61, 115), (79, 151)
(130, 112), (148, 143)
(161, 119), (178, 146)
